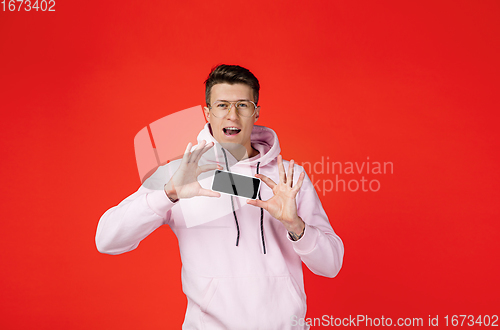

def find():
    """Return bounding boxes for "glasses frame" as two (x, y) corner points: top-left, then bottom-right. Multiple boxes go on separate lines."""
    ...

(208, 100), (258, 118)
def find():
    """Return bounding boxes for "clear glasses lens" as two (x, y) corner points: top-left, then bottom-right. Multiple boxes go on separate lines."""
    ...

(211, 101), (256, 117)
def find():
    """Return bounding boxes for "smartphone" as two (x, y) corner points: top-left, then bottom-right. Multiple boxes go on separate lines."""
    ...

(211, 170), (261, 200)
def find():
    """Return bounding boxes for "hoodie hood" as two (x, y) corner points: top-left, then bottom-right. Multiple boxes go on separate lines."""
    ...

(196, 123), (281, 170)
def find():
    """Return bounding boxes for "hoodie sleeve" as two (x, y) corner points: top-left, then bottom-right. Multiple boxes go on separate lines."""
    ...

(289, 167), (344, 278)
(95, 165), (175, 255)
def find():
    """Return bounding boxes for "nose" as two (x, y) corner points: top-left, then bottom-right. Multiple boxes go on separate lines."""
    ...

(226, 102), (239, 120)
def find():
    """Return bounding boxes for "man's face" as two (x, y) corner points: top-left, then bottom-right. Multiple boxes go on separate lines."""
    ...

(204, 83), (260, 157)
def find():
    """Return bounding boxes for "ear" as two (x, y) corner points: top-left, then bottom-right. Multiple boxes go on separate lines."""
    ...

(254, 106), (260, 123)
(203, 106), (210, 122)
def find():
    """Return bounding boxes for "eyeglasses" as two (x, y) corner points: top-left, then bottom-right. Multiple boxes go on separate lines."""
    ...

(208, 100), (258, 118)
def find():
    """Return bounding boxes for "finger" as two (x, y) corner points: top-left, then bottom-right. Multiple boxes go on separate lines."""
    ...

(198, 188), (221, 198)
(256, 173), (276, 190)
(292, 172), (306, 192)
(189, 140), (207, 163)
(189, 140), (207, 164)
(195, 141), (214, 163)
(277, 155), (286, 185)
(199, 164), (222, 173)
(247, 198), (268, 210)
(181, 142), (193, 165)
(287, 159), (295, 188)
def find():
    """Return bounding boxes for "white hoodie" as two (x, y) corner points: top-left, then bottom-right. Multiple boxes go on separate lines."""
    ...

(96, 124), (344, 330)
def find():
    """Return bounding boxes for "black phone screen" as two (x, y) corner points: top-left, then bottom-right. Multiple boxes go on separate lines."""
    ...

(211, 170), (261, 200)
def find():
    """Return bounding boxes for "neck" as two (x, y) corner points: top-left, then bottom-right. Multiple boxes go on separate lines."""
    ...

(224, 143), (258, 161)
(245, 146), (259, 160)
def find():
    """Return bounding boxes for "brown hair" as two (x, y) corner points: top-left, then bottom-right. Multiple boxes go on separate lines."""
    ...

(204, 64), (260, 106)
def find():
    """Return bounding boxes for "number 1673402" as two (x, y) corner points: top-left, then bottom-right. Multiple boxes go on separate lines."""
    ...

(2, 0), (56, 11)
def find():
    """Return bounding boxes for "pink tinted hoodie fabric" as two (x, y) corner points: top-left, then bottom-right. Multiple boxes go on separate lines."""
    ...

(96, 124), (344, 330)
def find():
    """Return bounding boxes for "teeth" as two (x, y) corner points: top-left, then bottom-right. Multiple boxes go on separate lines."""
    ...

(225, 127), (240, 130)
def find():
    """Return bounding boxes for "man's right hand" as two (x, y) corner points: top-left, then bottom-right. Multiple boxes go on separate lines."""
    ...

(164, 140), (222, 201)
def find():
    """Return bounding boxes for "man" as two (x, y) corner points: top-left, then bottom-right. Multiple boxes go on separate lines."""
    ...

(96, 64), (344, 329)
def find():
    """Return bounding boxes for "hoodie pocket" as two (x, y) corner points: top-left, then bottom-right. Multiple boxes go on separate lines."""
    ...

(200, 276), (306, 330)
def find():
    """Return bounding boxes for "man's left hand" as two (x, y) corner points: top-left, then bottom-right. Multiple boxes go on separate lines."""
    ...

(247, 155), (306, 238)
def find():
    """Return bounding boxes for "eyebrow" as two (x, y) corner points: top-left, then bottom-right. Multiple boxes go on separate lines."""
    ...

(215, 99), (251, 102)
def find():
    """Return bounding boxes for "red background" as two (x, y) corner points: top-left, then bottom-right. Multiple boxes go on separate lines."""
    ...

(1, 1), (499, 329)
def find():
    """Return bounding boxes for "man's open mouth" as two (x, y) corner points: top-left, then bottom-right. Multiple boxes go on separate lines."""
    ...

(223, 127), (242, 136)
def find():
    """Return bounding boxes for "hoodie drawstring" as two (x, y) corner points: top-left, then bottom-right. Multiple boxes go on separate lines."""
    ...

(221, 148), (240, 247)
(256, 161), (266, 254)
(220, 148), (266, 254)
